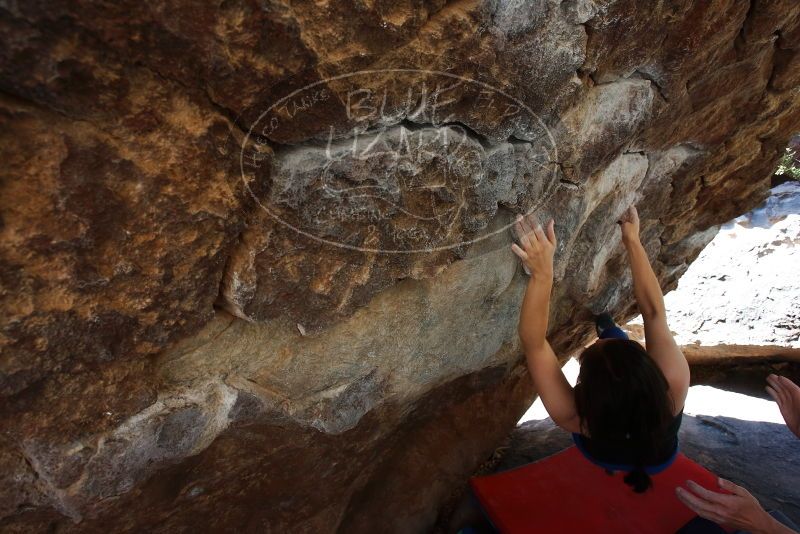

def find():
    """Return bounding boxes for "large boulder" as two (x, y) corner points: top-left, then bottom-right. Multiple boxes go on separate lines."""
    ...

(1, 1), (800, 531)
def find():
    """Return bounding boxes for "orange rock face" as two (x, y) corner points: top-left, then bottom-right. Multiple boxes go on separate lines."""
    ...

(1, 1), (799, 531)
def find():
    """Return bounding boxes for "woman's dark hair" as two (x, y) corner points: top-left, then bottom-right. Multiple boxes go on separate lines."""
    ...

(574, 339), (674, 493)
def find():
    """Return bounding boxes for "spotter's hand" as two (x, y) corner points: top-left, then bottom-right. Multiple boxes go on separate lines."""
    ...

(676, 479), (780, 533)
(767, 374), (800, 439)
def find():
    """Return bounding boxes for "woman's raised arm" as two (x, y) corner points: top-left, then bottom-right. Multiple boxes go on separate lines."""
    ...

(619, 206), (690, 414)
(513, 215), (580, 433)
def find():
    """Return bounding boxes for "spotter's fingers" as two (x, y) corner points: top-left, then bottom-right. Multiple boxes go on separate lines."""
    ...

(717, 478), (746, 497)
(766, 385), (779, 403)
(675, 486), (721, 520)
(766, 382), (787, 406)
(777, 375), (800, 392)
(686, 481), (729, 505)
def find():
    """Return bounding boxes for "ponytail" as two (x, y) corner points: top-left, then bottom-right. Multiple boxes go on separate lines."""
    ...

(624, 429), (656, 493)
(624, 466), (652, 493)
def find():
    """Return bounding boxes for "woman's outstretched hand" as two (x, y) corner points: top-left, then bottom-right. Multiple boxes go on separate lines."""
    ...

(767, 374), (800, 439)
(618, 205), (640, 245)
(511, 214), (556, 279)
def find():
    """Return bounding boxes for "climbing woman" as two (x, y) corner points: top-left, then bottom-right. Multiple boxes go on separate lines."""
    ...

(511, 206), (690, 492)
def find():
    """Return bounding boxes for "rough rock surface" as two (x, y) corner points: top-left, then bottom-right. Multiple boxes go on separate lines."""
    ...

(494, 416), (800, 526)
(2, 1), (800, 532)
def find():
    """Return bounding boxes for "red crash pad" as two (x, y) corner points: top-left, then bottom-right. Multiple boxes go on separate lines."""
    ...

(470, 446), (727, 534)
